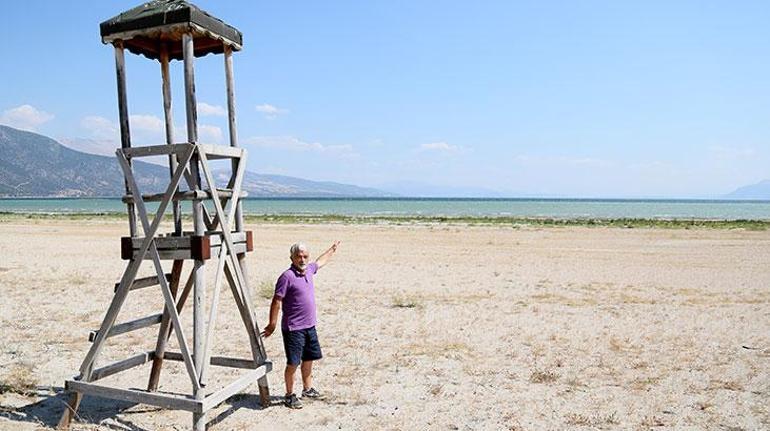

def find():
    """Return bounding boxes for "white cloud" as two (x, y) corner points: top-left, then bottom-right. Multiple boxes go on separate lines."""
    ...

(199, 125), (223, 143)
(0, 104), (54, 131)
(81, 115), (118, 139)
(81, 114), (171, 146)
(130, 114), (164, 133)
(246, 136), (356, 156)
(59, 138), (116, 157)
(255, 103), (289, 119)
(419, 142), (461, 153)
(199, 102), (226, 117)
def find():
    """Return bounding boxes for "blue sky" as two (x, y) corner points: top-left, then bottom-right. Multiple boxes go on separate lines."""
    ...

(1, 1), (768, 197)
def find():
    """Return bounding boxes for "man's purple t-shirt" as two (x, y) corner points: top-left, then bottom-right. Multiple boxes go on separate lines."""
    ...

(274, 262), (318, 331)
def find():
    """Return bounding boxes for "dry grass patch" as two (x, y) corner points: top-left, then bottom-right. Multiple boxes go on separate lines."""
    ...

(530, 292), (598, 306)
(391, 294), (423, 309)
(565, 413), (591, 426)
(565, 411), (620, 428)
(630, 376), (661, 390)
(708, 379), (744, 391)
(256, 279), (275, 299)
(617, 292), (656, 304)
(639, 415), (665, 427)
(529, 369), (559, 384)
(0, 363), (37, 396)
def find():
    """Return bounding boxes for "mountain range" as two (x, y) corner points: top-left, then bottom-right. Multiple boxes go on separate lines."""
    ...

(0, 125), (394, 198)
(723, 179), (770, 200)
(1, 125), (768, 199)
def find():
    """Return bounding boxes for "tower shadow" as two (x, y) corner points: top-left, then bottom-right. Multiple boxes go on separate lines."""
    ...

(0, 386), (151, 431)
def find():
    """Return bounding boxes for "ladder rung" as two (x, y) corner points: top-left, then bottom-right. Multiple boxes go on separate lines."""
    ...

(89, 314), (163, 342)
(163, 351), (266, 370)
(115, 274), (172, 292)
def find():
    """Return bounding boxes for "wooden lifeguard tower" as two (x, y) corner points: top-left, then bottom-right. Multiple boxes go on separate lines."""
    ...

(58, 1), (271, 429)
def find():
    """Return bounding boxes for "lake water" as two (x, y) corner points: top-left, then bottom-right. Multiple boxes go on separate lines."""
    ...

(0, 198), (768, 220)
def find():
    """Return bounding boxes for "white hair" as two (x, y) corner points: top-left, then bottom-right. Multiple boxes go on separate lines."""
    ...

(290, 242), (308, 257)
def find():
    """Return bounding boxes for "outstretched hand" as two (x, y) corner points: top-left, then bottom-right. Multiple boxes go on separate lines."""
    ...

(316, 240), (341, 269)
(330, 240), (340, 253)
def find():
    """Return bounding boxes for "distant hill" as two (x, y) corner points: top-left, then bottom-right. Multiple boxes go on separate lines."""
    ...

(0, 125), (168, 196)
(723, 179), (770, 200)
(0, 125), (394, 198)
(377, 180), (506, 198)
(222, 171), (396, 198)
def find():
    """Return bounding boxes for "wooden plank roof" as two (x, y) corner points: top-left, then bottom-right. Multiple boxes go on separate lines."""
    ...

(100, 0), (242, 60)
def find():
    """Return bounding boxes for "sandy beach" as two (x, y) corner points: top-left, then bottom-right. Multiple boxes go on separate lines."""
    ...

(0, 219), (768, 430)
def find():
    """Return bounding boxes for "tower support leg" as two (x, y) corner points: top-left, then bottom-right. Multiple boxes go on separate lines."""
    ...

(56, 391), (82, 430)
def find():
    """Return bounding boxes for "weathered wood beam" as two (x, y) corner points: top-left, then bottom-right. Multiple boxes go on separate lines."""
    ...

(167, 268), (195, 344)
(224, 44), (245, 234)
(163, 352), (268, 371)
(56, 391), (82, 430)
(198, 144), (243, 159)
(147, 260), (183, 391)
(114, 41), (137, 237)
(121, 244), (247, 262)
(202, 365), (271, 411)
(65, 380), (202, 413)
(125, 232), (247, 249)
(200, 233), (228, 385)
(160, 42), (182, 235)
(183, 31), (207, 431)
(88, 314), (163, 342)
(114, 273), (172, 293)
(91, 351), (155, 381)
(121, 143), (193, 158)
(223, 264), (258, 359)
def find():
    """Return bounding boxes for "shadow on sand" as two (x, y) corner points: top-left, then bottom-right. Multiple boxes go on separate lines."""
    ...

(207, 393), (286, 428)
(1, 386), (145, 430)
(1, 387), (283, 430)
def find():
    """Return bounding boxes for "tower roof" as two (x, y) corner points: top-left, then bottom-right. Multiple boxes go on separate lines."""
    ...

(100, 0), (242, 60)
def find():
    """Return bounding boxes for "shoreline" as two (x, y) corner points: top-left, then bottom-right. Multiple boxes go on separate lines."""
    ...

(0, 211), (768, 229)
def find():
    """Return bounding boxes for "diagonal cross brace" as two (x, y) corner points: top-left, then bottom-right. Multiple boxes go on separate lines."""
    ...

(197, 147), (250, 382)
(224, 264), (266, 364)
(78, 146), (196, 380)
(115, 147), (201, 391)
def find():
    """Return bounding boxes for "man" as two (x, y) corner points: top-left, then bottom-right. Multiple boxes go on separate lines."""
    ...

(262, 240), (340, 409)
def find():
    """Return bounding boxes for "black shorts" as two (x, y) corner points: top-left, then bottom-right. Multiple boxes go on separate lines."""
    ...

(282, 326), (323, 366)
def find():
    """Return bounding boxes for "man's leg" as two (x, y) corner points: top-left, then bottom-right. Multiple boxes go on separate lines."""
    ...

(299, 328), (324, 399)
(285, 364), (298, 395)
(300, 360), (313, 391)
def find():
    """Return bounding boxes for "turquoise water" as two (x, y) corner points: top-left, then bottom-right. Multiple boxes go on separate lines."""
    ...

(0, 198), (768, 220)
